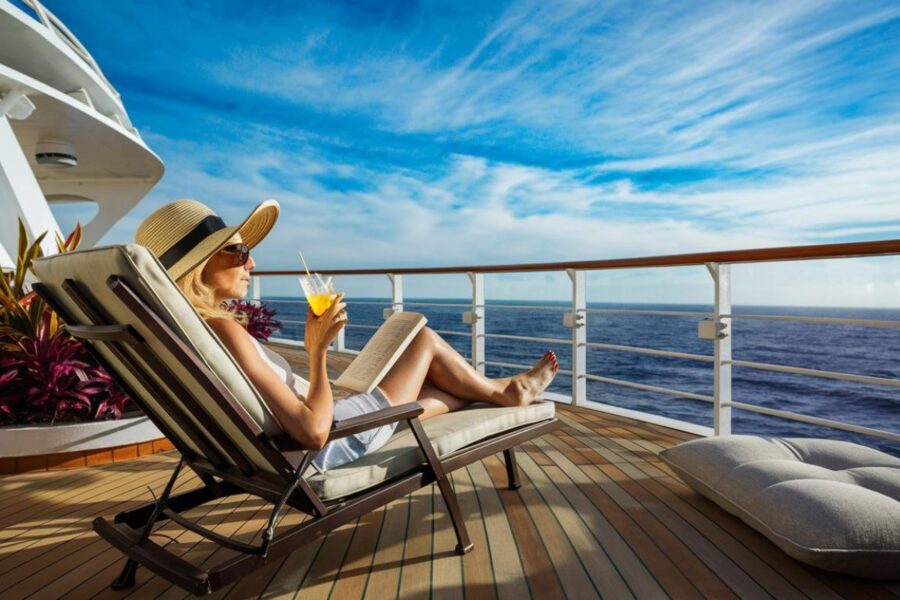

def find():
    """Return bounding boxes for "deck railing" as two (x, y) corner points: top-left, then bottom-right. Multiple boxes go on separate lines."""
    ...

(253, 239), (900, 444)
(20, 0), (123, 103)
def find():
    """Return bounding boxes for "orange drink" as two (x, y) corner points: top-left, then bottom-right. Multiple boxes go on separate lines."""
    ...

(299, 272), (339, 317)
(307, 292), (337, 316)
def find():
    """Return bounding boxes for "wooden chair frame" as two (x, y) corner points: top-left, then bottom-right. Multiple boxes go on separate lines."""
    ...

(32, 276), (561, 596)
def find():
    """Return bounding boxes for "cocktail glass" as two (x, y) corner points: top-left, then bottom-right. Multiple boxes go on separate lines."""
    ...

(299, 273), (337, 316)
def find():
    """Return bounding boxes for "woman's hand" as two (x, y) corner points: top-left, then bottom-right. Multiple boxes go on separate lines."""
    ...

(304, 293), (347, 358)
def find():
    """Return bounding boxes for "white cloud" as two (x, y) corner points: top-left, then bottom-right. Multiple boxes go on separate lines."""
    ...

(208, 0), (900, 169)
(98, 0), (900, 306)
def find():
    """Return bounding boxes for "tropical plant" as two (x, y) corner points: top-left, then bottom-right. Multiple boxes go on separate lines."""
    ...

(0, 219), (131, 424)
(0, 317), (129, 423)
(228, 299), (282, 341)
(0, 219), (82, 346)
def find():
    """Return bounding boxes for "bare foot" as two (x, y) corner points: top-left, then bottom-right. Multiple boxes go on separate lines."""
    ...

(503, 350), (559, 406)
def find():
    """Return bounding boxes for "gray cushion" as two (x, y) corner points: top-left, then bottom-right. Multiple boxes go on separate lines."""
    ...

(659, 435), (900, 579)
(307, 400), (555, 500)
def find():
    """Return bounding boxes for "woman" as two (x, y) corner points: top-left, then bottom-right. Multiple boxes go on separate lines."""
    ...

(136, 199), (558, 472)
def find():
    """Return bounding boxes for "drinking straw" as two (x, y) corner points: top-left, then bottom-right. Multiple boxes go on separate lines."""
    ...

(298, 251), (312, 280)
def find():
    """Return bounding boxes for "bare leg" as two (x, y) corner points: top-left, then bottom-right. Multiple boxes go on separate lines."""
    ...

(378, 327), (556, 409)
(416, 382), (468, 420)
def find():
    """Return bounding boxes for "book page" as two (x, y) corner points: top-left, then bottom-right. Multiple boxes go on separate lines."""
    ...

(334, 311), (427, 393)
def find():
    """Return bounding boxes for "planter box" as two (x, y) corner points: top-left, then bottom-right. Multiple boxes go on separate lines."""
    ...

(0, 415), (163, 458)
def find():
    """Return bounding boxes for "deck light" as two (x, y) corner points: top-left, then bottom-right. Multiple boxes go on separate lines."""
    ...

(35, 139), (78, 168)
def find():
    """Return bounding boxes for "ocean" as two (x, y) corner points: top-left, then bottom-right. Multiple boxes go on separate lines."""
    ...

(264, 297), (900, 456)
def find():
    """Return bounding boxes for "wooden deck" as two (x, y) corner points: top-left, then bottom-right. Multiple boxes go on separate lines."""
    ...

(1, 347), (898, 598)
(1, 409), (897, 599)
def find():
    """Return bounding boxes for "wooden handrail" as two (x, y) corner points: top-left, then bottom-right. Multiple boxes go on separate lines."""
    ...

(254, 238), (900, 276)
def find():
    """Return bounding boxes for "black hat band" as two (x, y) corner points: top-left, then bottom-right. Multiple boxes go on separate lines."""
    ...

(159, 215), (227, 269)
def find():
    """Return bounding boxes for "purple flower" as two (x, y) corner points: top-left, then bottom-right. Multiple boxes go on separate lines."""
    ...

(0, 323), (131, 425)
(227, 300), (282, 342)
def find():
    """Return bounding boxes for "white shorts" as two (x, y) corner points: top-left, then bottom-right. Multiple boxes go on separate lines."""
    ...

(311, 387), (397, 473)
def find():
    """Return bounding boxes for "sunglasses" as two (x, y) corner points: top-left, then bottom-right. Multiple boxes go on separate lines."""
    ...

(220, 243), (251, 267)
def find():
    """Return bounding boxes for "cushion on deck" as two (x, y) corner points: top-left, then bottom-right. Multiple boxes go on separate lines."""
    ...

(306, 400), (555, 500)
(659, 435), (900, 579)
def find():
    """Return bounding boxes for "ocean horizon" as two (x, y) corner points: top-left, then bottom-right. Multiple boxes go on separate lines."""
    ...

(263, 297), (900, 456)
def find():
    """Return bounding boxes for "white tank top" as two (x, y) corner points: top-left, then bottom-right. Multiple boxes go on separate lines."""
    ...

(248, 337), (311, 400)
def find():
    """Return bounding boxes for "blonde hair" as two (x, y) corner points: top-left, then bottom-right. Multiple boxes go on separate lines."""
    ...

(177, 260), (247, 324)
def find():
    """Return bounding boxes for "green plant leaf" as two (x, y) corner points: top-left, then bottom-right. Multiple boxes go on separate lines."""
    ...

(16, 232), (46, 296)
(16, 219), (27, 270)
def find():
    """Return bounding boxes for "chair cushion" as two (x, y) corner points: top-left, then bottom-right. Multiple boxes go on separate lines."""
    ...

(33, 245), (284, 473)
(307, 400), (555, 500)
(659, 435), (900, 579)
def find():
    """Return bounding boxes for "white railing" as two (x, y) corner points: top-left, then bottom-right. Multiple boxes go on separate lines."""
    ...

(253, 239), (900, 445)
(22, 0), (121, 98)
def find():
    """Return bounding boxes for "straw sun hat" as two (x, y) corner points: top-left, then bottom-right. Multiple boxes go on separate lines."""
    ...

(135, 199), (280, 281)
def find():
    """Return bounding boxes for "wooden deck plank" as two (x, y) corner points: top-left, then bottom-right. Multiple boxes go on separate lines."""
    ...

(0, 468), (90, 506)
(119, 494), (263, 599)
(483, 454), (599, 600)
(521, 441), (554, 466)
(41, 490), (238, 600)
(654, 475), (849, 600)
(528, 438), (704, 600)
(0, 455), (173, 532)
(465, 460), (532, 600)
(23, 482), (221, 600)
(474, 457), (563, 599)
(452, 467), (498, 600)
(362, 486), (412, 598)
(397, 484), (436, 599)
(1, 405), (897, 600)
(0, 473), (198, 598)
(548, 429), (838, 600)
(595, 423), (884, 600)
(0, 459), (183, 579)
(515, 452), (651, 599)
(572, 419), (807, 599)
(569, 416), (854, 600)
(0, 459), (175, 538)
(155, 497), (297, 599)
(560, 416), (781, 599)
(430, 476), (464, 600)
(215, 494), (322, 599)
(0, 481), (178, 591)
(328, 505), (388, 598)
(295, 517), (363, 599)
(239, 536), (323, 599)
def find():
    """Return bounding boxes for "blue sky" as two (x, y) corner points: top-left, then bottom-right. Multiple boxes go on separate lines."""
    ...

(40, 1), (900, 304)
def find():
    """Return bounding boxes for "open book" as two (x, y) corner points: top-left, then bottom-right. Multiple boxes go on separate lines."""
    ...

(333, 311), (427, 394)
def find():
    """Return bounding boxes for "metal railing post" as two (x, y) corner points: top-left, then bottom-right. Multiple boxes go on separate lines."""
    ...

(565, 269), (587, 406)
(706, 263), (732, 435)
(251, 275), (261, 303)
(387, 274), (403, 318)
(466, 272), (485, 374)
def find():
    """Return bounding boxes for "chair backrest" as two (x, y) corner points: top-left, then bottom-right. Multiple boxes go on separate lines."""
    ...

(32, 244), (292, 477)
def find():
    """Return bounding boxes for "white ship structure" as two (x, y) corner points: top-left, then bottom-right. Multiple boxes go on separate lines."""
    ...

(0, 0), (162, 269)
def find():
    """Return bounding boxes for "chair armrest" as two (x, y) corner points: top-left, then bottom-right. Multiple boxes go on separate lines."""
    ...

(267, 403), (424, 452)
(329, 403), (424, 441)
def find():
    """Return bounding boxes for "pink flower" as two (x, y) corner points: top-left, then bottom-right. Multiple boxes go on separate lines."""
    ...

(0, 327), (130, 424)
(227, 300), (282, 342)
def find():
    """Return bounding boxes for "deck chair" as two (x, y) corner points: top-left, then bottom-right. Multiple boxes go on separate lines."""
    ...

(32, 244), (561, 596)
